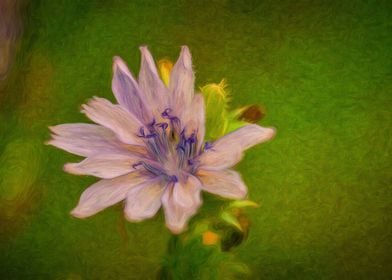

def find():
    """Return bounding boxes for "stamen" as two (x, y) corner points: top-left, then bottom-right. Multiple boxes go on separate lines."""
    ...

(137, 126), (158, 139)
(132, 162), (143, 169)
(141, 161), (165, 176)
(161, 108), (172, 118)
(176, 143), (186, 168)
(161, 108), (182, 138)
(145, 133), (157, 139)
(170, 116), (180, 122)
(137, 127), (145, 137)
(169, 175), (178, 183)
(204, 142), (214, 150)
(187, 133), (196, 144)
(142, 108), (204, 179)
(156, 122), (168, 130)
(149, 118), (156, 127)
(176, 145), (185, 152)
(157, 126), (169, 153)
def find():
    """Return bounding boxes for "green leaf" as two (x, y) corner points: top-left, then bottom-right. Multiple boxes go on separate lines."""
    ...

(228, 200), (260, 209)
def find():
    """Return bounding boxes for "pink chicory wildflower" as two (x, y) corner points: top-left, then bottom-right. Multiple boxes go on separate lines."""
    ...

(48, 46), (275, 233)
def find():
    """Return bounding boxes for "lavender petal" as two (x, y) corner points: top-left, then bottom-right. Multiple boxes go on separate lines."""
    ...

(112, 56), (153, 123)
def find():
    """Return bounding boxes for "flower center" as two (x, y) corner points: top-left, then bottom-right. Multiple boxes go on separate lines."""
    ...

(134, 108), (205, 182)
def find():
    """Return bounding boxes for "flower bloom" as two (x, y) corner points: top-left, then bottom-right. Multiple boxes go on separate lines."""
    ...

(48, 46), (275, 233)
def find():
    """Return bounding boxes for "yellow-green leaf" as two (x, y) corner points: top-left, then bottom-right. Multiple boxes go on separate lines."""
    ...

(220, 211), (242, 231)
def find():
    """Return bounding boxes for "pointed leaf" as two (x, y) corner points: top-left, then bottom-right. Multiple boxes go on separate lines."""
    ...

(220, 211), (242, 231)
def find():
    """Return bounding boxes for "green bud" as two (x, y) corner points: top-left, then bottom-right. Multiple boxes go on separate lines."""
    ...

(200, 80), (230, 140)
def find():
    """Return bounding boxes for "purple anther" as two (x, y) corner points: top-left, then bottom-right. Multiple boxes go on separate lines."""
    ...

(176, 145), (185, 152)
(132, 162), (143, 169)
(170, 175), (178, 183)
(204, 142), (213, 150)
(188, 159), (194, 165)
(170, 117), (181, 134)
(137, 127), (145, 137)
(156, 122), (169, 130)
(148, 118), (156, 127)
(146, 133), (157, 139)
(187, 133), (196, 144)
(169, 116), (180, 122)
(161, 108), (172, 118)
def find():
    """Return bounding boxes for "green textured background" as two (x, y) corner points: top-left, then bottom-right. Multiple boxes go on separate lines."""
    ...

(0, 0), (391, 279)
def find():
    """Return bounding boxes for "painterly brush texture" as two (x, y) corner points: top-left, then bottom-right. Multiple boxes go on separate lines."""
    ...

(0, 0), (391, 279)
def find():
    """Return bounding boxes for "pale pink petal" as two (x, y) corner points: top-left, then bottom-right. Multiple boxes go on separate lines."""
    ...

(112, 56), (153, 123)
(124, 178), (165, 221)
(169, 46), (194, 117)
(172, 174), (202, 208)
(71, 172), (148, 218)
(138, 46), (168, 117)
(64, 153), (142, 179)
(48, 123), (129, 157)
(161, 175), (202, 234)
(197, 169), (247, 199)
(180, 94), (205, 151)
(198, 124), (275, 170)
(81, 97), (143, 146)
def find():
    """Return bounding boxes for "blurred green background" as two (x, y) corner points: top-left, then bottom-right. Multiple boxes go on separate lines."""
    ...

(0, 0), (391, 279)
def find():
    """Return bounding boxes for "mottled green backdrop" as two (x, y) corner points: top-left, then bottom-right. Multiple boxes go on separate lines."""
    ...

(0, 0), (391, 279)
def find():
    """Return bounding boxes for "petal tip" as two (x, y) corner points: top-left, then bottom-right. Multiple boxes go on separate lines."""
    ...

(124, 212), (144, 223)
(70, 208), (89, 219)
(166, 223), (186, 235)
(249, 124), (276, 142)
(265, 127), (277, 140)
(112, 56), (130, 73)
(180, 45), (190, 54)
(139, 45), (148, 52)
(178, 46), (192, 69)
(112, 55), (121, 63)
(63, 163), (80, 175)
(238, 190), (248, 199)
